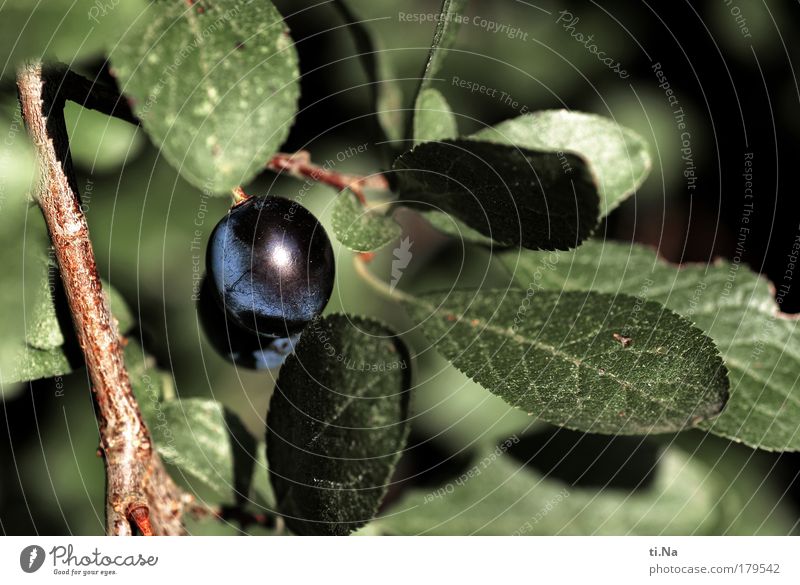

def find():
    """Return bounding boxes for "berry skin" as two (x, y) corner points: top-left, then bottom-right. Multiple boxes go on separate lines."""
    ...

(206, 196), (335, 337)
(198, 276), (299, 370)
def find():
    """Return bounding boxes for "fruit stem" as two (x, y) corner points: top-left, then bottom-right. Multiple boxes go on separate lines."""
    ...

(231, 186), (250, 205)
(267, 151), (390, 204)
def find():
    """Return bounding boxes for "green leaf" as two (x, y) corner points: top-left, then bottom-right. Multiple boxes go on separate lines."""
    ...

(157, 399), (259, 506)
(106, 283), (135, 336)
(0, 102), (135, 387)
(677, 433), (798, 534)
(127, 341), (260, 505)
(408, 0), (468, 141)
(472, 110), (651, 216)
(333, 0), (404, 144)
(332, 190), (401, 252)
(419, 0), (468, 84)
(0, 108), (73, 387)
(500, 241), (800, 451)
(417, 209), (497, 247)
(4, 250), (72, 385)
(0, 0), (149, 75)
(402, 289), (729, 434)
(393, 140), (599, 250)
(413, 88), (457, 145)
(110, 0), (300, 193)
(0, 109), (39, 390)
(1, 252), (135, 386)
(64, 102), (144, 173)
(267, 314), (411, 535)
(412, 353), (539, 452)
(373, 445), (724, 535)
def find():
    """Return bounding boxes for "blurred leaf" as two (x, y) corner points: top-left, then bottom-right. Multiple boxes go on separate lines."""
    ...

(678, 433), (798, 535)
(0, 106), (39, 390)
(393, 140), (599, 250)
(416, 209), (496, 247)
(128, 341), (260, 506)
(157, 400), (259, 506)
(413, 88), (457, 145)
(267, 314), (411, 535)
(411, 352), (539, 452)
(402, 289), (729, 434)
(418, 0), (467, 84)
(332, 189), (401, 252)
(64, 102), (144, 173)
(472, 110), (651, 216)
(374, 445), (723, 535)
(408, 0), (468, 140)
(0, 107), (77, 387)
(333, 0), (404, 144)
(0, 0), (148, 76)
(110, 0), (300, 193)
(106, 283), (135, 336)
(1, 237), (135, 386)
(500, 241), (800, 451)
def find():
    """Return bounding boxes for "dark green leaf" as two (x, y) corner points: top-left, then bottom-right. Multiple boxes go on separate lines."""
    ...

(408, 0), (468, 141)
(333, 0), (404, 144)
(332, 190), (401, 252)
(472, 110), (651, 216)
(413, 88), (457, 145)
(402, 289), (728, 434)
(110, 0), (300, 193)
(267, 314), (411, 535)
(127, 341), (260, 505)
(373, 445), (723, 535)
(393, 139), (599, 250)
(500, 241), (800, 451)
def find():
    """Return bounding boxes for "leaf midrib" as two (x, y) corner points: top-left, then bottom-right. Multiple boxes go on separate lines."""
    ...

(415, 294), (712, 414)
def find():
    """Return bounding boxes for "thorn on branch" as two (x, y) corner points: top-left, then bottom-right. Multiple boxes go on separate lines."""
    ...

(128, 504), (154, 536)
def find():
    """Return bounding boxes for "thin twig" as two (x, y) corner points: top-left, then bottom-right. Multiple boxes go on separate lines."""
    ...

(267, 151), (390, 203)
(46, 69), (392, 206)
(16, 61), (186, 536)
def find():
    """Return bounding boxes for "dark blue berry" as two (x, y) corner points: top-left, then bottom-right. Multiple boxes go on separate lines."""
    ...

(198, 276), (299, 370)
(206, 196), (335, 337)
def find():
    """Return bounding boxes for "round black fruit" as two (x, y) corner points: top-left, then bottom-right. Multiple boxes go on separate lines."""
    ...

(206, 196), (335, 337)
(198, 276), (300, 370)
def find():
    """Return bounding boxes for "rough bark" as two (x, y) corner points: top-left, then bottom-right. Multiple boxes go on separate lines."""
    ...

(16, 61), (186, 536)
